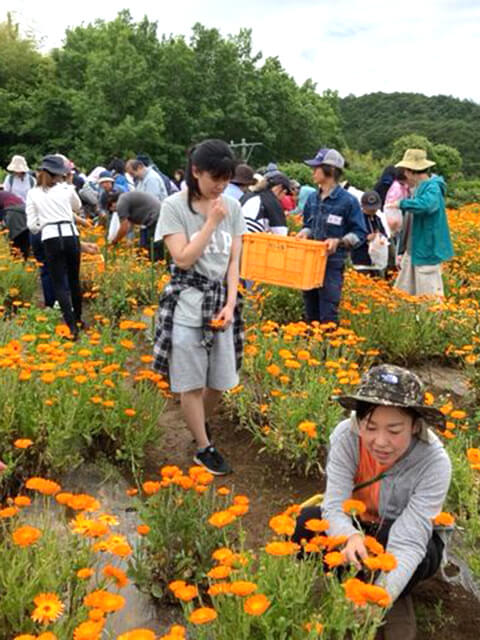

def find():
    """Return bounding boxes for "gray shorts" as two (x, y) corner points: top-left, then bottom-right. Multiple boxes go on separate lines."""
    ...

(169, 324), (239, 393)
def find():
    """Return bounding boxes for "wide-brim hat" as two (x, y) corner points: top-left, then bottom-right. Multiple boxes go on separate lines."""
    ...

(395, 149), (436, 171)
(232, 164), (256, 186)
(98, 170), (115, 184)
(38, 155), (68, 176)
(7, 155), (29, 173)
(334, 364), (445, 428)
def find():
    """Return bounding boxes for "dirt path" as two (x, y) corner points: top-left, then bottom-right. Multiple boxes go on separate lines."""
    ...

(143, 402), (480, 639)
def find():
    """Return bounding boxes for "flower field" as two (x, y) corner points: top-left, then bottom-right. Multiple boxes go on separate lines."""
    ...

(1, 206), (480, 638)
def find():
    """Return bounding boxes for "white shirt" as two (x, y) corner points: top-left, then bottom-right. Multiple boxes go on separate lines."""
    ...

(26, 183), (80, 240)
(5, 174), (35, 203)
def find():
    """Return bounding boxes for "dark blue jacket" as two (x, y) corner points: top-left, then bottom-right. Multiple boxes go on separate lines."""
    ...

(302, 185), (367, 265)
(351, 213), (388, 266)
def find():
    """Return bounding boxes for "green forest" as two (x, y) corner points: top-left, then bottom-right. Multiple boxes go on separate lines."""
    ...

(1, 9), (480, 202)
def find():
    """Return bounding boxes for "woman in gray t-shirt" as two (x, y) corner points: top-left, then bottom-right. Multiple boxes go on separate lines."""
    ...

(155, 139), (246, 475)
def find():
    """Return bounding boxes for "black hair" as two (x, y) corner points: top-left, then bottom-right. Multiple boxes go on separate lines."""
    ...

(107, 158), (125, 175)
(106, 191), (121, 207)
(319, 164), (343, 181)
(394, 167), (407, 182)
(185, 139), (236, 214)
(356, 401), (421, 424)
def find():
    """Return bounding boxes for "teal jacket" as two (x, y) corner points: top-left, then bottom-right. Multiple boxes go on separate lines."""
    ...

(399, 176), (454, 266)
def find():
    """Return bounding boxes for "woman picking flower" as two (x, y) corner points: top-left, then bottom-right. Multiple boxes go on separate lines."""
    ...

(292, 364), (452, 640)
(153, 140), (245, 475)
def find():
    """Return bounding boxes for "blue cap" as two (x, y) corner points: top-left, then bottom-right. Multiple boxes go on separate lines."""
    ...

(304, 148), (345, 169)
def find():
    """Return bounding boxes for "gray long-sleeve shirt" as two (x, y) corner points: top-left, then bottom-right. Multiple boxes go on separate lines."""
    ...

(322, 417), (452, 600)
(136, 167), (167, 201)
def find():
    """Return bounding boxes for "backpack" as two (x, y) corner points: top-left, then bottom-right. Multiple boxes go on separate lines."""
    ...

(6, 174), (35, 189)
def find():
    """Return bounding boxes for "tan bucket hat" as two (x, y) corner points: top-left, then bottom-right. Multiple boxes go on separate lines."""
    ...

(7, 155), (30, 173)
(395, 149), (436, 171)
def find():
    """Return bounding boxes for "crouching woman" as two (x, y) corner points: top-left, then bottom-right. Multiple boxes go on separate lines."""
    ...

(292, 365), (451, 638)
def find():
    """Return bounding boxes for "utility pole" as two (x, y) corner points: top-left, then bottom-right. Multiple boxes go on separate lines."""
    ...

(229, 138), (263, 163)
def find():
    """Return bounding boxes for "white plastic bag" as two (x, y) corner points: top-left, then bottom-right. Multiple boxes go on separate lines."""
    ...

(107, 212), (120, 243)
(368, 234), (389, 269)
(385, 208), (403, 234)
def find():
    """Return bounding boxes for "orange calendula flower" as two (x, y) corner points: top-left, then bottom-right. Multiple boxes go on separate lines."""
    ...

(117, 630), (156, 640)
(12, 525), (42, 547)
(73, 620), (104, 640)
(305, 518), (329, 533)
(14, 495), (31, 507)
(363, 552), (397, 572)
(230, 581), (257, 596)
(126, 488), (138, 496)
(423, 392), (435, 406)
(26, 477), (61, 495)
(31, 592), (65, 624)
(124, 408), (136, 417)
(266, 364), (281, 376)
(13, 636), (37, 640)
(342, 499), (367, 516)
(14, 438), (33, 449)
(0, 506), (19, 518)
(450, 410), (467, 419)
(137, 524), (150, 535)
(207, 565), (232, 580)
(173, 584), (198, 602)
(364, 536), (384, 556)
(37, 632), (57, 640)
(298, 421), (317, 438)
(228, 503), (249, 516)
(264, 541), (300, 556)
(324, 551), (345, 568)
(208, 581), (232, 596)
(188, 607), (218, 625)
(84, 589), (125, 612)
(208, 510), (236, 528)
(77, 568), (95, 579)
(467, 448), (480, 466)
(168, 580), (186, 594)
(433, 512), (456, 527)
(269, 514), (296, 536)
(142, 481), (161, 495)
(244, 593), (271, 616)
(103, 564), (129, 588)
(217, 486), (231, 496)
(212, 547), (234, 564)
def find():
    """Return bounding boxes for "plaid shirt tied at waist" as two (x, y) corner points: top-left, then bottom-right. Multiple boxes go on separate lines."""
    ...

(153, 267), (244, 377)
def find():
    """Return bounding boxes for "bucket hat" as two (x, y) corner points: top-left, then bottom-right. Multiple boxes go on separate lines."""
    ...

(7, 155), (30, 173)
(38, 155), (68, 176)
(231, 164), (256, 186)
(304, 148), (345, 169)
(98, 170), (115, 185)
(395, 149), (436, 171)
(334, 364), (445, 428)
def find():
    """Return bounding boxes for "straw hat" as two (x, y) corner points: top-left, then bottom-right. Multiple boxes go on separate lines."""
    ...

(7, 155), (29, 173)
(395, 149), (436, 171)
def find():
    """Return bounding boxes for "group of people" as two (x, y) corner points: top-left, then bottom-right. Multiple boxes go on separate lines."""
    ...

(1, 139), (454, 638)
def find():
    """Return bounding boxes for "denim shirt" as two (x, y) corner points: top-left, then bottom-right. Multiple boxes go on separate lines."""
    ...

(302, 185), (367, 264)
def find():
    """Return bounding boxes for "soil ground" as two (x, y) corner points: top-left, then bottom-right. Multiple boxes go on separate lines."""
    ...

(142, 401), (480, 639)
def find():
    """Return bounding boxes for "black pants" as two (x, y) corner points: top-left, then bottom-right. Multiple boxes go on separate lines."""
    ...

(292, 506), (444, 597)
(42, 236), (82, 334)
(11, 229), (30, 260)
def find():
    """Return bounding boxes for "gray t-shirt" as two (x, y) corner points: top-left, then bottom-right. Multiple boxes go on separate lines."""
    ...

(158, 192), (246, 327)
(116, 191), (161, 227)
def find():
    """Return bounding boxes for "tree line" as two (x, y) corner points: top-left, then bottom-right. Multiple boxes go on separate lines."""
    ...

(0, 11), (343, 173)
(1, 10), (479, 184)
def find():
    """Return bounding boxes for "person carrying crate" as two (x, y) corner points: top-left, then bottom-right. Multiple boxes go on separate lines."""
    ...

(297, 149), (367, 324)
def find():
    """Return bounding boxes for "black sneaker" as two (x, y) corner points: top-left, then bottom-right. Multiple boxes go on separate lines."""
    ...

(193, 446), (232, 476)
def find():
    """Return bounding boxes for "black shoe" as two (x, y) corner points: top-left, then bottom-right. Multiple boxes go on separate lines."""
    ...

(193, 446), (232, 476)
(192, 422), (212, 445)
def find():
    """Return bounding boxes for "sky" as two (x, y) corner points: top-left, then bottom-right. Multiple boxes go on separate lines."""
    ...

(5, 0), (480, 102)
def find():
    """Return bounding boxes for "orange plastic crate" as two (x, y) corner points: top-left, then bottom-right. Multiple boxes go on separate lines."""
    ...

(240, 233), (327, 290)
